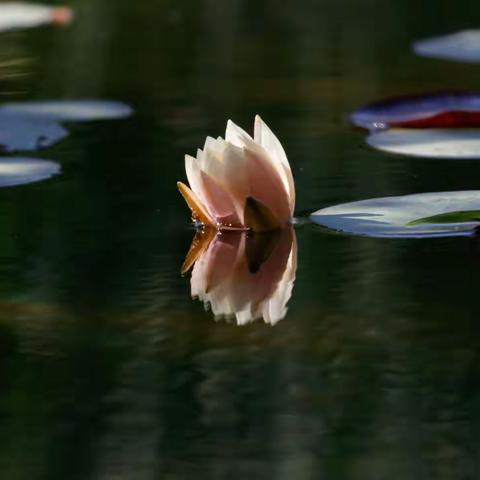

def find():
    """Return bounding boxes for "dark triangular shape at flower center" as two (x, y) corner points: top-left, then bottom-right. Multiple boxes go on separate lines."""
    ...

(244, 196), (282, 232)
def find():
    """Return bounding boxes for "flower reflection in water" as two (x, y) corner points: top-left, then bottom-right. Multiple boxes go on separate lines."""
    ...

(182, 227), (297, 325)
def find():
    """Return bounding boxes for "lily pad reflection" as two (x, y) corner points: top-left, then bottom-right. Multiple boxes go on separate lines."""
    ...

(0, 157), (60, 187)
(183, 228), (297, 325)
(0, 100), (133, 122)
(310, 191), (480, 238)
(367, 128), (480, 159)
(351, 92), (480, 130)
(0, 100), (132, 152)
(413, 30), (480, 63)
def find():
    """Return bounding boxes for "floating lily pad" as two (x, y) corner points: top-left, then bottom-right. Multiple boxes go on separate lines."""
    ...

(0, 3), (72, 32)
(413, 30), (480, 63)
(0, 157), (60, 187)
(351, 92), (480, 130)
(310, 191), (480, 238)
(366, 128), (480, 159)
(0, 100), (133, 122)
(0, 114), (68, 152)
(0, 100), (132, 152)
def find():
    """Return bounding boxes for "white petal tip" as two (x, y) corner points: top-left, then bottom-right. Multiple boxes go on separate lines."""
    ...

(226, 119), (236, 131)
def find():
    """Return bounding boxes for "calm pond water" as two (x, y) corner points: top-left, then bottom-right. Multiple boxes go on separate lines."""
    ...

(1, 0), (480, 478)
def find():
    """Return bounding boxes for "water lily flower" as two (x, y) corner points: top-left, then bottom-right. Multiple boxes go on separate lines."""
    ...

(177, 115), (295, 232)
(182, 227), (297, 325)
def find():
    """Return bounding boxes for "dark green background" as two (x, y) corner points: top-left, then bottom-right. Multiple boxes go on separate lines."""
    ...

(0, 0), (480, 478)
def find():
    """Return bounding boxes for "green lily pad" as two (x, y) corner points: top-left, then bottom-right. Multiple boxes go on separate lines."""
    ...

(310, 191), (480, 238)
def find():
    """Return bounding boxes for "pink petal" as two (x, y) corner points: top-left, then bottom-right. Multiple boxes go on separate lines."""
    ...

(199, 170), (243, 228)
(225, 120), (253, 148)
(243, 146), (291, 224)
(217, 143), (249, 223)
(187, 150), (240, 227)
(199, 137), (224, 175)
(185, 155), (204, 200)
(194, 138), (248, 227)
(185, 154), (219, 221)
(254, 115), (295, 214)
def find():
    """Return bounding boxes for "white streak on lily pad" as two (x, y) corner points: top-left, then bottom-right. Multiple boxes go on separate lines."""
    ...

(0, 3), (72, 32)
(413, 30), (480, 63)
(0, 100), (133, 122)
(367, 128), (480, 159)
(0, 157), (60, 186)
(310, 191), (480, 238)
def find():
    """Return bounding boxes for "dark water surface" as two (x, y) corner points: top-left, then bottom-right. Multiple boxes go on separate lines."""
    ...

(1, 0), (480, 478)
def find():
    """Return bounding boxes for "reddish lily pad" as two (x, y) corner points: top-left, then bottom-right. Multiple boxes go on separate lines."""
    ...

(351, 92), (480, 130)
